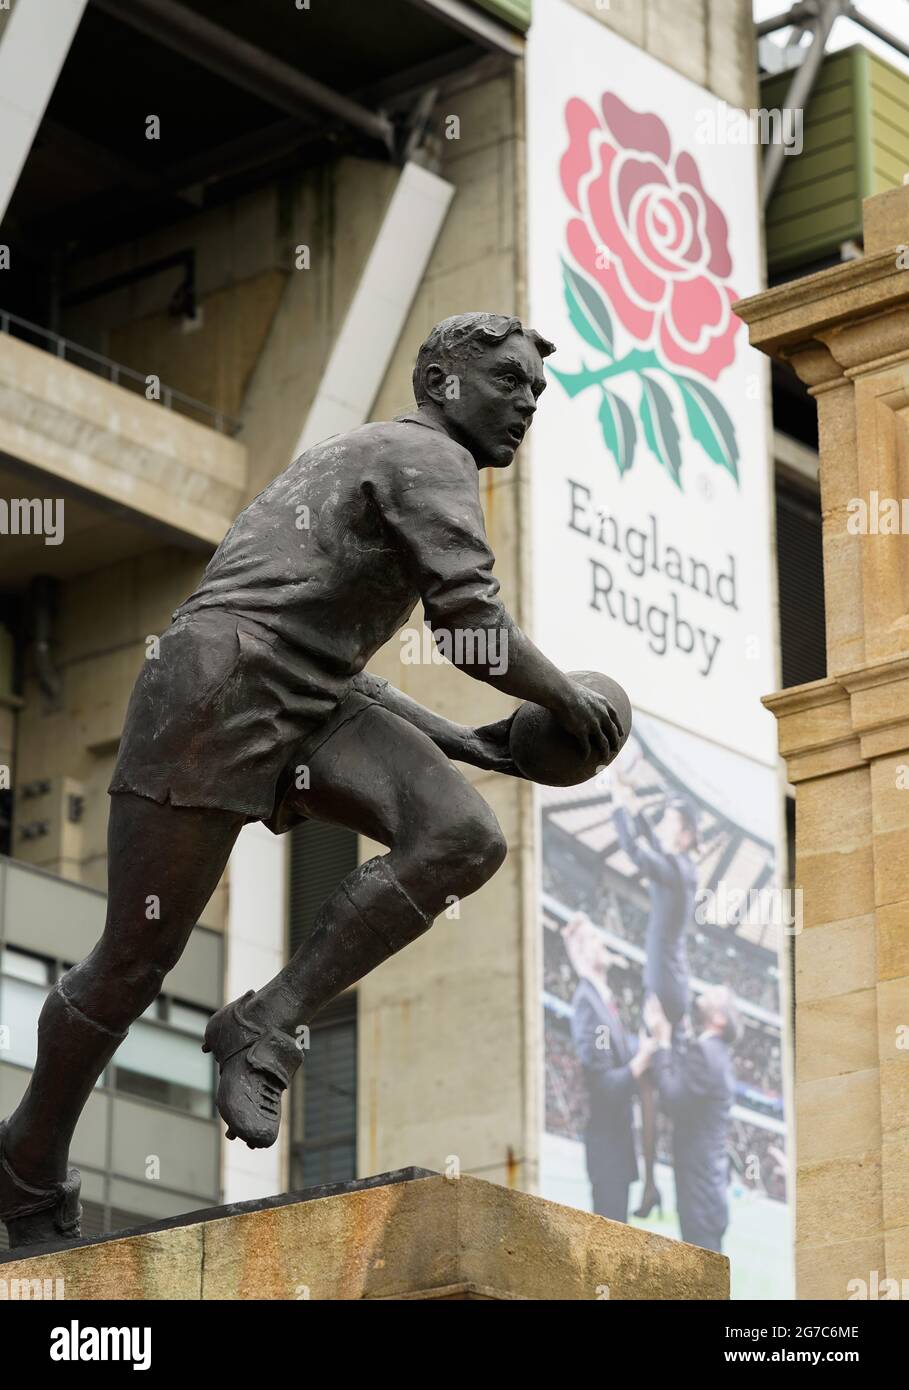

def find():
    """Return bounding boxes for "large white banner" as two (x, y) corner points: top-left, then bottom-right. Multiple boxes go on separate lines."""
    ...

(528, 0), (791, 1300)
(527, 0), (776, 762)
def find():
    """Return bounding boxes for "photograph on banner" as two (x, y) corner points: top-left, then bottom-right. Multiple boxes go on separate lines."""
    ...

(527, 0), (777, 763)
(539, 712), (791, 1300)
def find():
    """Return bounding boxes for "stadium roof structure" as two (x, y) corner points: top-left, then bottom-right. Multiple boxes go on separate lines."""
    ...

(2, 0), (521, 267)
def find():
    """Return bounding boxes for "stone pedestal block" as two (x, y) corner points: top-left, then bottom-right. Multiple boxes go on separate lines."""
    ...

(0, 1169), (728, 1301)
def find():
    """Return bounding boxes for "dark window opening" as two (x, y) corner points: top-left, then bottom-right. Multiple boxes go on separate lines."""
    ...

(288, 819), (360, 1189)
(289, 820), (359, 956)
(112, 1067), (212, 1119)
(776, 476), (826, 688)
(289, 992), (357, 1191)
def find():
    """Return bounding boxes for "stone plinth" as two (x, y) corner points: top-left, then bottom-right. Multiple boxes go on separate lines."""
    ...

(735, 182), (909, 1299)
(0, 1169), (728, 1300)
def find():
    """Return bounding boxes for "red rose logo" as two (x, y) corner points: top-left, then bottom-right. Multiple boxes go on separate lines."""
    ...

(551, 93), (742, 489)
(560, 93), (741, 378)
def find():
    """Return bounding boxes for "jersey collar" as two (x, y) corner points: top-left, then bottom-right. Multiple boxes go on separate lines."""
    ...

(393, 410), (451, 436)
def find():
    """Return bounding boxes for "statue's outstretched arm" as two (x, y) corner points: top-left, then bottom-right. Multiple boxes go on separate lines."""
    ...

(351, 671), (523, 776)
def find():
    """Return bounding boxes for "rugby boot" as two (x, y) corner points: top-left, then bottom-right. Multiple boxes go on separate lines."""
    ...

(0, 1119), (82, 1250)
(202, 991), (302, 1149)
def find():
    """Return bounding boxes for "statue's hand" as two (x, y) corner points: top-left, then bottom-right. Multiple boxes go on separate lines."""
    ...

(460, 716), (525, 777)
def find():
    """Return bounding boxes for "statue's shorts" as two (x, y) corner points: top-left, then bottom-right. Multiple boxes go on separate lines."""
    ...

(108, 608), (375, 834)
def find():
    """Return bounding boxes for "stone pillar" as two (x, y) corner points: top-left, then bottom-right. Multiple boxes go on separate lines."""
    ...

(736, 185), (909, 1300)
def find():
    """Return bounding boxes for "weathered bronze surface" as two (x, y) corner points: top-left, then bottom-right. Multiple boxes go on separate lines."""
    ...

(0, 313), (627, 1249)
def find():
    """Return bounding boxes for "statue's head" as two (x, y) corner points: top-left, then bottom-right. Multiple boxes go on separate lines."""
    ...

(412, 312), (555, 467)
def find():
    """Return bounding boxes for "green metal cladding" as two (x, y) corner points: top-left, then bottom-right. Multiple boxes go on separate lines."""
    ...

(763, 44), (909, 275)
(471, 0), (532, 32)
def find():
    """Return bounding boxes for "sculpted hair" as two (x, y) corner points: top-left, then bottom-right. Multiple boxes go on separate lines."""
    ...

(412, 312), (556, 404)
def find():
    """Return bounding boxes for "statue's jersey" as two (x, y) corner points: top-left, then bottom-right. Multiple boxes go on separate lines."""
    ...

(109, 414), (506, 830)
(173, 413), (505, 680)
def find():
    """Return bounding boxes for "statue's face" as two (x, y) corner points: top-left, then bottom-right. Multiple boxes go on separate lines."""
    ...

(436, 333), (547, 468)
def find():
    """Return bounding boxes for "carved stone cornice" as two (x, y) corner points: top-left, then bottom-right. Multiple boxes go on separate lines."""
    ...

(762, 678), (859, 781)
(839, 653), (909, 760)
(763, 655), (909, 778)
(735, 251), (909, 363)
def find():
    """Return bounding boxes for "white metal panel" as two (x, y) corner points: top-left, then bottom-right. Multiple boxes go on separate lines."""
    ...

(0, 0), (88, 223)
(222, 821), (287, 1203)
(296, 161), (455, 453)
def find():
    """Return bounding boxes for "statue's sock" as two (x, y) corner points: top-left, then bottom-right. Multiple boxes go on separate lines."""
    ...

(4, 979), (127, 1186)
(250, 856), (434, 1035)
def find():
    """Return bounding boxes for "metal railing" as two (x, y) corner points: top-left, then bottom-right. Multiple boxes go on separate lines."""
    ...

(0, 307), (243, 437)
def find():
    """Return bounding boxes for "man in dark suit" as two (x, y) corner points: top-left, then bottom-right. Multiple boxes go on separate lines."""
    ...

(611, 781), (698, 1031)
(644, 986), (740, 1253)
(565, 914), (657, 1222)
(611, 768), (699, 1219)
